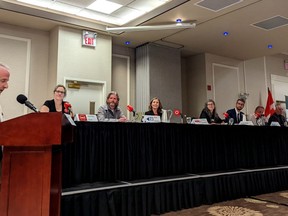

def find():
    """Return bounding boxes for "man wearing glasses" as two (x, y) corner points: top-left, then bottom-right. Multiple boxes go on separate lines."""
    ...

(224, 98), (246, 124)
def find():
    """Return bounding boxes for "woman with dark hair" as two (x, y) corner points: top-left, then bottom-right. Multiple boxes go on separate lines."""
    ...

(199, 99), (223, 124)
(145, 97), (163, 117)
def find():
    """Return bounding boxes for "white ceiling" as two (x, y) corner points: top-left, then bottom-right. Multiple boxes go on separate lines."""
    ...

(1, 0), (288, 60)
(15, 0), (174, 25)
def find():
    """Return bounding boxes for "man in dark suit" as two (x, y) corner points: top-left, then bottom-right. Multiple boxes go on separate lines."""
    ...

(224, 98), (246, 124)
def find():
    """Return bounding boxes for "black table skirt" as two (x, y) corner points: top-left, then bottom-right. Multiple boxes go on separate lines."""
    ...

(62, 122), (288, 189)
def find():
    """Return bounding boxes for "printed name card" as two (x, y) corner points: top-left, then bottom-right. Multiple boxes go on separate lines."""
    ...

(74, 114), (98, 122)
(191, 118), (209, 125)
(142, 115), (161, 123)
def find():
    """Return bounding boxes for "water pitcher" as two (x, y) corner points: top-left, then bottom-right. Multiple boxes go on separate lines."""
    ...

(162, 109), (173, 123)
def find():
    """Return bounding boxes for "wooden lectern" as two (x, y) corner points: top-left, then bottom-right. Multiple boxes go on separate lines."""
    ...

(0, 112), (74, 216)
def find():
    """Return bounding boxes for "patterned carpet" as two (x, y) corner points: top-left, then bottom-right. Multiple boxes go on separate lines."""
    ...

(159, 190), (288, 216)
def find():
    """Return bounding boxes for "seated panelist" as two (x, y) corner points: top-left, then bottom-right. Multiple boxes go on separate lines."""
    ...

(224, 98), (246, 124)
(250, 105), (266, 126)
(199, 99), (223, 124)
(97, 91), (127, 122)
(268, 103), (286, 126)
(40, 84), (74, 118)
(145, 97), (163, 118)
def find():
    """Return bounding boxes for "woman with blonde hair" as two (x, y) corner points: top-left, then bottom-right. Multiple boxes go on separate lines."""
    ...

(40, 84), (74, 117)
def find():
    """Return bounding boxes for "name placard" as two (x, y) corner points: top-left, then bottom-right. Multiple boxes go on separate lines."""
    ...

(74, 114), (98, 122)
(142, 115), (161, 123)
(191, 118), (209, 125)
(238, 121), (254, 126)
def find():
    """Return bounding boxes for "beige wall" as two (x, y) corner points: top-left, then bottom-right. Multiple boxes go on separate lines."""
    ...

(56, 26), (112, 91)
(0, 23), (114, 119)
(184, 54), (207, 118)
(0, 23), (49, 120)
(136, 43), (182, 122)
(112, 45), (136, 119)
(183, 53), (288, 118)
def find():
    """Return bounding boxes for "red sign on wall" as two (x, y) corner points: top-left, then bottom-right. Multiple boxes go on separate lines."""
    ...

(82, 30), (97, 47)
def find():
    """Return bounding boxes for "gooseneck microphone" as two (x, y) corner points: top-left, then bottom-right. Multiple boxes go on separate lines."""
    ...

(127, 105), (136, 116)
(16, 94), (39, 112)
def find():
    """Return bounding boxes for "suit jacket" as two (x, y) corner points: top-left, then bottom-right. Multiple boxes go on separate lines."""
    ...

(268, 113), (286, 126)
(225, 108), (245, 124)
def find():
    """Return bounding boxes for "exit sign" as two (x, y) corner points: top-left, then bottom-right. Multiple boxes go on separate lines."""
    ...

(82, 31), (97, 47)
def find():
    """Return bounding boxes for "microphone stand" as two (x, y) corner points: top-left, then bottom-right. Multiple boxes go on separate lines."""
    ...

(131, 111), (138, 122)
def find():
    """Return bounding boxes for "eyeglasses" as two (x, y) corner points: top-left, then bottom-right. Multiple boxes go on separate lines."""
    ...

(55, 90), (65, 94)
(207, 103), (214, 106)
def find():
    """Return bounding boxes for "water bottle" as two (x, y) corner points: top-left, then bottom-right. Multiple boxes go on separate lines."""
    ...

(228, 118), (234, 125)
(256, 118), (262, 126)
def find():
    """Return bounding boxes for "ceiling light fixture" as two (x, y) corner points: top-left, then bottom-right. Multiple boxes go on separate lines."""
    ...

(106, 22), (196, 33)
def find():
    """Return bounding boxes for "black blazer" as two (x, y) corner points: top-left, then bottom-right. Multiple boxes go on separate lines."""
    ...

(145, 110), (162, 118)
(268, 113), (286, 126)
(199, 109), (223, 123)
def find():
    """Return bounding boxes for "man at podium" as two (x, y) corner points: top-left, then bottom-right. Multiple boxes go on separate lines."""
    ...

(0, 63), (10, 176)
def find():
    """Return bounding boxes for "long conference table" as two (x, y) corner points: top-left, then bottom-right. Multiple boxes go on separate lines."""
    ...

(62, 122), (288, 189)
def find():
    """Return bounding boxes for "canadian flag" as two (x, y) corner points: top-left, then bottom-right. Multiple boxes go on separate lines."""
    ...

(264, 88), (275, 118)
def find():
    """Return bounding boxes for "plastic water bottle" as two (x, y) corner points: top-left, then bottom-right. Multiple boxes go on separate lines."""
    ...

(256, 118), (262, 126)
(228, 118), (234, 125)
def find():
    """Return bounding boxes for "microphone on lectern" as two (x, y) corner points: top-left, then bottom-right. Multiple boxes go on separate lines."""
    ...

(16, 94), (39, 112)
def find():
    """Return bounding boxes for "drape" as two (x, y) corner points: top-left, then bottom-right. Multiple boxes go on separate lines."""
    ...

(61, 168), (288, 216)
(62, 122), (288, 189)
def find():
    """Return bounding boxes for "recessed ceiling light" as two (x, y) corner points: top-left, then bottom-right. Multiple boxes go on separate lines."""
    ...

(176, 18), (182, 23)
(17, 0), (179, 26)
(268, 44), (273, 49)
(87, 0), (123, 15)
(18, 0), (53, 7)
(125, 41), (131, 45)
(223, 31), (229, 36)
